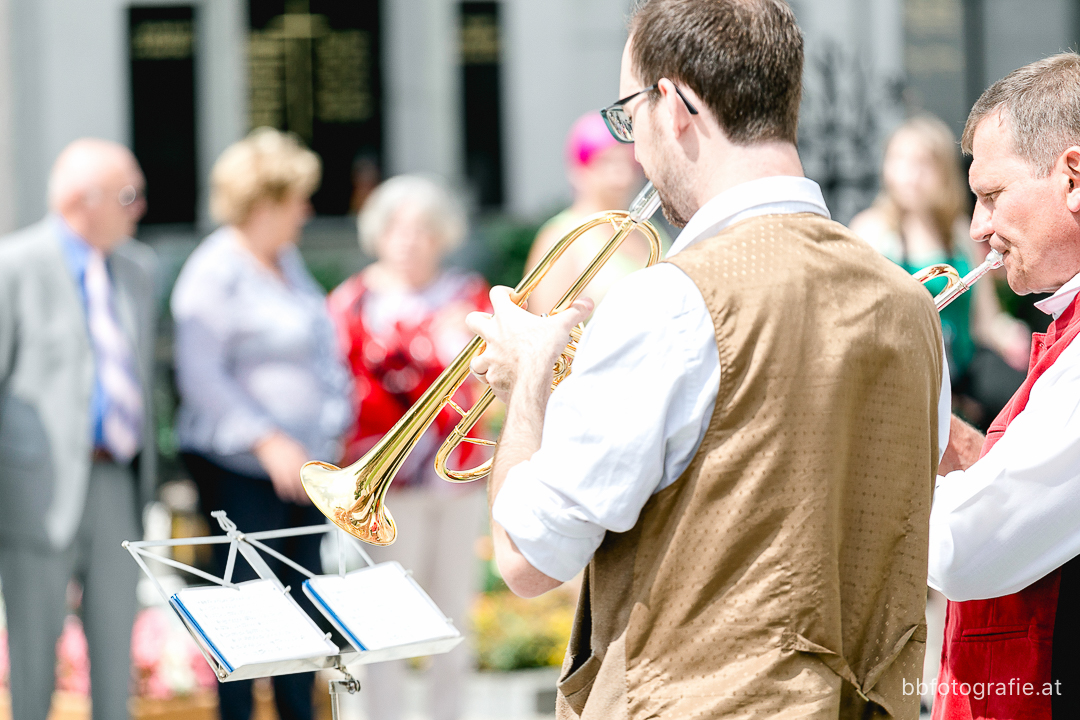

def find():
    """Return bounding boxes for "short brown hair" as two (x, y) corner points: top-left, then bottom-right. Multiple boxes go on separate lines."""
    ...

(210, 127), (321, 225)
(961, 52), (1080, 176)
(628, 0), (803, 145)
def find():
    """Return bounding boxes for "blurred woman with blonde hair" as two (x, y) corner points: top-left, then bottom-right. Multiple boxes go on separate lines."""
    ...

(171, 127), (352, 720)
(851, 115), (1028, 418)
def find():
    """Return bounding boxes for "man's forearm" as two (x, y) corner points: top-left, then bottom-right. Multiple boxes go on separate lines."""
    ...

(488, 367), (562, 597)
(465, 287), (591, 598)
(489, 382), (547, 507)
(939, 414), (985, 474)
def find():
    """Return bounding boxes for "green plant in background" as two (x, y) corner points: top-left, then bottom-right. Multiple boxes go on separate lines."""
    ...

(155, 379), (179, 460)
(471, 550), (575, 672)
(471, 587), (575, 672)
(307, 257), (359, 295)
(472, 214), (546, 290)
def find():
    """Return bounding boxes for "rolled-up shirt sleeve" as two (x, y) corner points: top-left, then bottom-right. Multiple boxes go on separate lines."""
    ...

(492, 264), (721, 582)
(928, 333), (1080, 601)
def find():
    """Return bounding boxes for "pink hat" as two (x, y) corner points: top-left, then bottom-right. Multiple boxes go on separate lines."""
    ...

(566, 112), (620, 168)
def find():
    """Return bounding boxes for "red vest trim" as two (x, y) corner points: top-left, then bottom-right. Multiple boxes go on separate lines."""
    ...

(933, 294), (1080, 720)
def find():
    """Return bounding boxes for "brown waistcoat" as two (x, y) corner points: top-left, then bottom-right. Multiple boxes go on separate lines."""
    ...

(555, 214), (942, 720)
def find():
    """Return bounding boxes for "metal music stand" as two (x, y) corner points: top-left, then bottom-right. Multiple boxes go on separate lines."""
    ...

(123, 510), (462, 719)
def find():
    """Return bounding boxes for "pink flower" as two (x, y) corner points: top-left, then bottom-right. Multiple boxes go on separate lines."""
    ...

(55, 616), (90, 696)
(130, 607), (218, 699)
(131, 608), (169, 670)
(190, 647), (217, 690)
(1, 628), (9, 690)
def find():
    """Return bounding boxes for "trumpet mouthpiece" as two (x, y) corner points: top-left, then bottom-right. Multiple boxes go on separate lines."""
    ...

(628, 182), (661, 223)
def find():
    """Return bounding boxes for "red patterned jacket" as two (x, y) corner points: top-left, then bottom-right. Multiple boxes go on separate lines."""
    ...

(934, 294), (1080, 719)
(327, 269), (492, 486)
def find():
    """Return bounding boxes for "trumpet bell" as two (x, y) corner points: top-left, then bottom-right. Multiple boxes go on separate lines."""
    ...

(301, 460), (397, 545)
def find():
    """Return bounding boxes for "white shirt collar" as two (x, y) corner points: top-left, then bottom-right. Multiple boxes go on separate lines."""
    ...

(1034, 271), (1080, 319)
(667, 176), (831, 257)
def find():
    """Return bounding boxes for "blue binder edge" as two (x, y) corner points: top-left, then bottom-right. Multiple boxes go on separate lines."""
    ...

(302, 578), (368, 652)
(170, 594), (235, 674)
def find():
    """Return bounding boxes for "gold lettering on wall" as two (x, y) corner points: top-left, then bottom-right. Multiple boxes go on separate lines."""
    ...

(461, 14), (498, 65)
(905, 0), (961, 35)
(316, 30), (373, 123)
(904, 0), (964, 76)
(249, 29), (285, 128)
(247, 14), (374, 136)
(906, 45), (963, 74)
(131, 20), (193, 61)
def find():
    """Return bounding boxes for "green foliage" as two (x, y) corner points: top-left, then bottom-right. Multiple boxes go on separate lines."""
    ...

(306, 257), (358, 294)
(473, 215), (545, 289)
(471, 588), (575, 672)
(480, 557), (509, 594)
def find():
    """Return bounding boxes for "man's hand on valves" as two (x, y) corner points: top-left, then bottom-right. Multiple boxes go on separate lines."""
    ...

(465, 286), (593, 404)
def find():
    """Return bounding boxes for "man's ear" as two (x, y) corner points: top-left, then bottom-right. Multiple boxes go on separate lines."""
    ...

(656, 78), (694, 138)
(1062, 146), (1080, 214)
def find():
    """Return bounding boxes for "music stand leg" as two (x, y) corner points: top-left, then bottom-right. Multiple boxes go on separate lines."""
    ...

(329, 664), (361, 720)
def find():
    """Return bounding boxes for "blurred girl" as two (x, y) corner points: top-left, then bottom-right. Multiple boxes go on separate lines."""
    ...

(851, 115), (1028, 425)
(524, 112), (652, 315)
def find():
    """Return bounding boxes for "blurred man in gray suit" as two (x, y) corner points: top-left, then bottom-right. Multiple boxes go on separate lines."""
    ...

(0, 139), (157, 720)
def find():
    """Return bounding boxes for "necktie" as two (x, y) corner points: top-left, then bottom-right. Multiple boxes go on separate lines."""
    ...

(85, 249), (143, 462)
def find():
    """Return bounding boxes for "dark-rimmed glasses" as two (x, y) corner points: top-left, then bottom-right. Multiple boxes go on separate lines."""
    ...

(599, 83), (699, 143)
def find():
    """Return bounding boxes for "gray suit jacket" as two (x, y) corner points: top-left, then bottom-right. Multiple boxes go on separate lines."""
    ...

(0, 219), (157, 550)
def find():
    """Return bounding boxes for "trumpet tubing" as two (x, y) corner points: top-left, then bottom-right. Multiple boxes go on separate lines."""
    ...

(302, 184), (664, 545)
(913, 250), (1004, 311)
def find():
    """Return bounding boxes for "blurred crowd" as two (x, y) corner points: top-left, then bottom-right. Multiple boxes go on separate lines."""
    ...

(0, 105), (1031, 720)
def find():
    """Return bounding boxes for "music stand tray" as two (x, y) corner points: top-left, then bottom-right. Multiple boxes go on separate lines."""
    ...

(123, 511), (463, 713)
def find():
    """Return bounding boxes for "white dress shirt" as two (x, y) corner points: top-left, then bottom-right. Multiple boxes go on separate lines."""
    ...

(928, 273), (1080, 601)
(494, 176), (950, 583)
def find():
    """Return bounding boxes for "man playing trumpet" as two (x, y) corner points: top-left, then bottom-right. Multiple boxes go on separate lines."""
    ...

(928, 53), (1080, 719)
(467, 1), (949, 718)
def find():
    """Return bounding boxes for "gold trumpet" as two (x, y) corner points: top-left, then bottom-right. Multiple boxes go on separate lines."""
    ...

(301, 184), (664, 545)
(913, 249), (1004, 310)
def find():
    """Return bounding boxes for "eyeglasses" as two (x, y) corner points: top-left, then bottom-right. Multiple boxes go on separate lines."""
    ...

(599, 83), (699, 143)
(119, 185), (144, 207)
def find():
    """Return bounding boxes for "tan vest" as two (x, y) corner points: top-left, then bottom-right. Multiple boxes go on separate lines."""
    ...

(555, 214), (942, 720)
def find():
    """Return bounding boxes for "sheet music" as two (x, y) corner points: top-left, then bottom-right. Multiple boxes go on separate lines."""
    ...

(305, 562), (457, 651)
(172, 580), (337, 671)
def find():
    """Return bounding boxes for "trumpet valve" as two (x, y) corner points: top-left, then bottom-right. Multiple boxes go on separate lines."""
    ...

(552, 322), (585, 390)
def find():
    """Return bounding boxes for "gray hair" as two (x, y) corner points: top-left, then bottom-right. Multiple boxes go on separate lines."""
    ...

(962, 52), (1080, 176)
(357, 174), (466, 256)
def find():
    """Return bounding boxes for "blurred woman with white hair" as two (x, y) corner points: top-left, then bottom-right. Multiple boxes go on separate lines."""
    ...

(327, 174), (490, 720)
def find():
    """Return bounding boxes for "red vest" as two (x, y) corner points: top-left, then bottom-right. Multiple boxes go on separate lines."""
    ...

(933, 294), (1080, 720)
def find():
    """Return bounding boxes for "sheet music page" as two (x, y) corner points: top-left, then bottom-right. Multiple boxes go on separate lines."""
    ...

(173, 580), (337, 670)
(306, 563), (457, 651)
